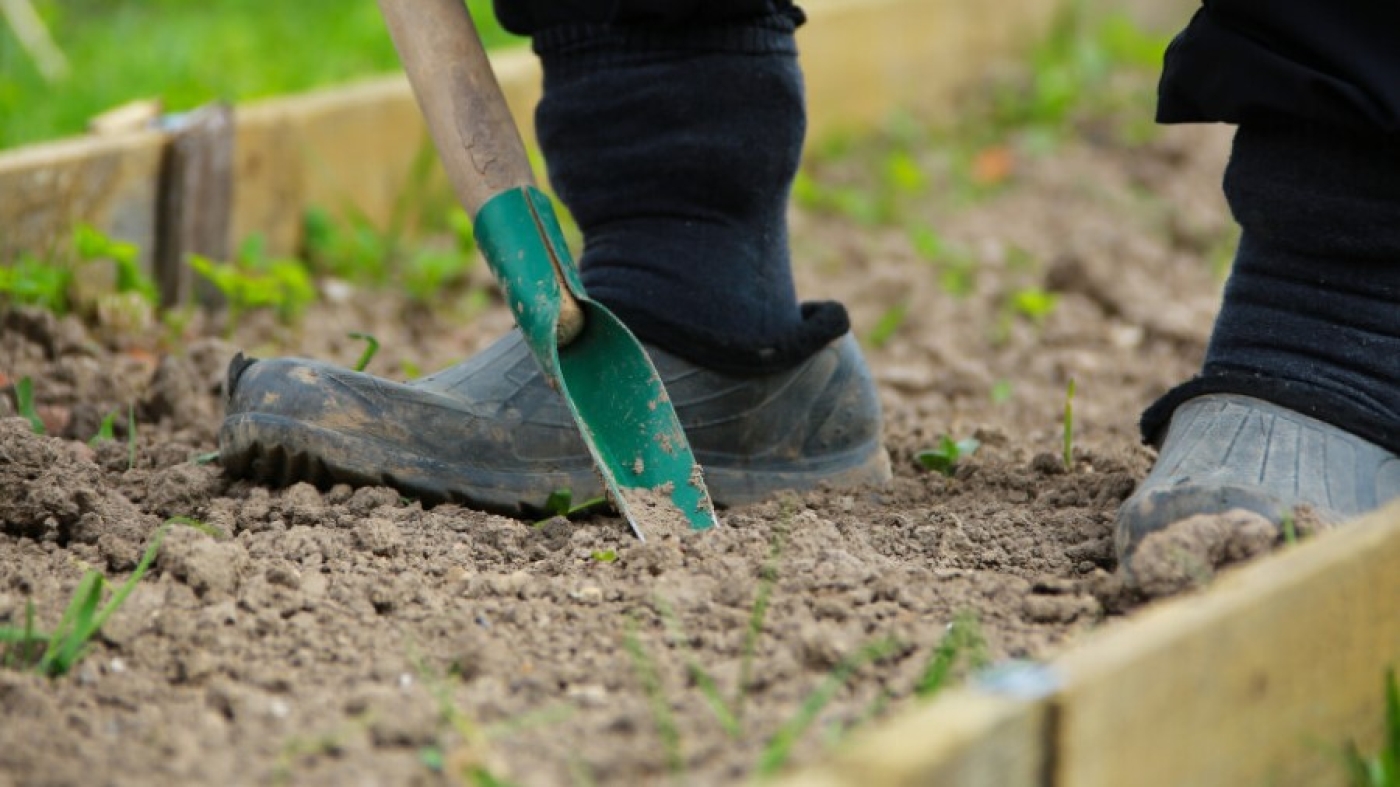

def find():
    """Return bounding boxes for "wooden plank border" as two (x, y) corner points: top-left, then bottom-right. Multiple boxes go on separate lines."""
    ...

(779, 501), (1400, 786)
(0, 0), (1071, 284)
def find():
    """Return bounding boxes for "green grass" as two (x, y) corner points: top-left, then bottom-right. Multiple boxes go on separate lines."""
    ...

(190, 235), (317, 333)
(915, 611), (990, 698)
(14, 376), (43, 434)
(0, 523), (168, 677)
(1062, 377), (1077, 472)
(1, 0), (521, 149)
(1342, 668), (1400, 787)
(347, 331), (380, 372)
(622, 519), (970, 780)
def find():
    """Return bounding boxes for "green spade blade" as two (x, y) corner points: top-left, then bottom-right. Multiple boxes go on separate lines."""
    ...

(475, 187), (718, 538)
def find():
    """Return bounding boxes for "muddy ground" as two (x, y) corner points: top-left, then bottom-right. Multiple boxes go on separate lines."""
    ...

(0, 74), (1265, 785)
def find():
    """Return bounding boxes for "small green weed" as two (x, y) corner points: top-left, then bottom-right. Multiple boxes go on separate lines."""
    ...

(623, 617), (686, 777)
(0, 224), (158, 319)
(916, 435), (981, 477)
(0, 255), (72, 314)
(412, 657), (523, 787)
(792, 171), (892, 227)
(1009, 286), (1058, 324)
(882, 149), (928, 196)
(991, 380), (1014, 405)
(126, 404), (137, 470)
(88, 411), (118, 446)
(988, 3), (1169, 139)
(589, 550), (618, 564)
(73, 224), (158, 306)
(0, 524), (168, 677)
(88, 403), (139, 470)
(1062, 378), (1077, 472)
(907, 226), (978, 297)
(1340, 668), (1399, 787)
(866, 302), (910, 349)
(166, 514), (227, 541)
(190, 234), (316, 333)
(1281, 510), (1299, 547)
(14, 376), (43, 434)
(915, 611), (990, 698)
(533, 489), (610, 525)
(303, 203), (480, 305)
(753, 637), (900, 778)
(348, 332), (380, 372)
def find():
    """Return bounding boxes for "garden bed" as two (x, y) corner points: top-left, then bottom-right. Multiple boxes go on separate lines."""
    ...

(3, 3), (1396, 786)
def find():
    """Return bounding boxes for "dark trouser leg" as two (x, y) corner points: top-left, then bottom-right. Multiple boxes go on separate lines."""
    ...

(490, 0), (849, 375)
(1141, 125), (1400, 454)
(1147, 0), (1400, 445)
(1117, 2), (1400, 570)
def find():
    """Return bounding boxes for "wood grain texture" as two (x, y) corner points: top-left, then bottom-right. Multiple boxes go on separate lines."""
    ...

(782, 689), (1048, 787)
(0, 131), (165, 271)
(1052, 500), (1400, 787)
(799, 0), (1061, 140)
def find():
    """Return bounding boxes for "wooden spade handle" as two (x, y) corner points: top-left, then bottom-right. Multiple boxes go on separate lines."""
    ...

(377, 0), (534, 218)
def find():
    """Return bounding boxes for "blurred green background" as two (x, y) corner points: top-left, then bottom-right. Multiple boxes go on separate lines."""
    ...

(0, 0), (521, 149)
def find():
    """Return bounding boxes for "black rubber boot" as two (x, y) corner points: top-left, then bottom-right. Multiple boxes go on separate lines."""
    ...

(1116, 394), (1400, 564)
(219, 318), (890, 514)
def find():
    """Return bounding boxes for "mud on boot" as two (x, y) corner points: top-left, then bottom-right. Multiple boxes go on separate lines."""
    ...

(1115, 394), (1400, 581)
(219, 331), (890, 516)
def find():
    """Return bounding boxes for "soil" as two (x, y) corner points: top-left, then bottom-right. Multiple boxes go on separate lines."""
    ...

(0, 80), (1290, 785)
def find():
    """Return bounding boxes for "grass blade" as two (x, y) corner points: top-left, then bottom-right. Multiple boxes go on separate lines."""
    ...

(736, 530), (785, 723)
(33, 524), (168, 677)
(126, 403), (137, 470)
(1062, 377), (1077, 472)
(348, 331), (380, 372)
(654, 597), (742, 737)
(15, 376), (44, 434)
(623, 617), (685, 777)
(755, 637), (899, 778)
(915, 611), (988, 698)
(39, 571), (104, 676)
(1384, 667), (1399, 783)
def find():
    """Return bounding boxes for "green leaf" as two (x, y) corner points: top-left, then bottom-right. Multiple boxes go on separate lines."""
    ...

(15, 377), (44, 435)
(916, 435), (980, 477)
(589, 550), (617, 564)
(543, 489), (572, 517)
(88, 411), (118, 446)
(866, 302), (909, 349)
(348, 332), (380, 372)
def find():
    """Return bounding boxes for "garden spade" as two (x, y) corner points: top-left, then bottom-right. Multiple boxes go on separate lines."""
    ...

(377, 0), (717, 539)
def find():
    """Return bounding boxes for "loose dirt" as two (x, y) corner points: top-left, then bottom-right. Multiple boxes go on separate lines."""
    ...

(0, 78), (1298, 785)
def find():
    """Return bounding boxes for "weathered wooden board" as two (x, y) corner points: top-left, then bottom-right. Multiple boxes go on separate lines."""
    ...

(156, 103), (235, 306)
(783, 689), (1048, 787)
(1052, 500), (1400, 787)
(0, 130), (166, 270)
(230, 50), (541, 257)
(799, 0), (1061, 139)
(1, 0), (1071, 263)
(779, 502), (1400, 787)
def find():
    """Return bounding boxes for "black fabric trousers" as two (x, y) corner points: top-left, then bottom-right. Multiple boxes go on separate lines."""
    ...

(490, 0), (1400, 449)
(1148, 1), (1400, 454)
(489, 0), (848, 375)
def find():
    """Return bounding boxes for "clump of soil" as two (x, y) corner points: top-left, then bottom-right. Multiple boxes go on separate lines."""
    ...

(0, 79), (1296, 784)
(1126, 505), (1332, 597)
